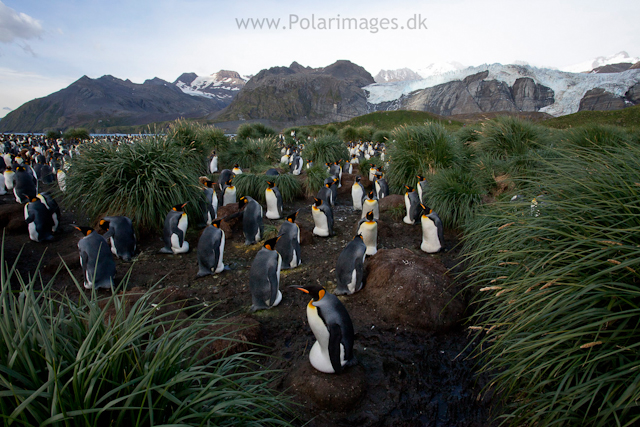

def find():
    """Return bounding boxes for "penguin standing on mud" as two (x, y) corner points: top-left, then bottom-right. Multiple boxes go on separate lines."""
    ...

(160, 202), (190, 254)
(351, 176), (364, 211)
(312, 197), (333, 237)
(335, 234), (367, 295)
(317, 181), (334, 207)
(275, 211), (302, 269)
(403, 185), (421, 225)
(197, 219), (225, 277)
(36, 192), (60, 233)
(3, 167), (15, 192)
(249, 236), (282, 312)
(239, 196), (264, 245)
(374, 168), (389, 199)
(265, 180), (284, 220)
(13, 165), (37, 203)
(222, 179), (236, 206)
(357, 210), (378, 256)
(100, 216), (137, 261)
(199, 177), (218, 224)
(420, 204), (445, 253)
(361, 191), (379, 220)
(24, 198), (54, 242)
(295, 284), (356, 374)
(218, 169), (235, 193)
(74, 226), (116, 290)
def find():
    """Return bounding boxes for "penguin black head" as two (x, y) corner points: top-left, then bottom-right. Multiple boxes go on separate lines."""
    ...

(99, 219), (110, 231)
(365, 210), (374, 222)
(74, 226), (94, 236)
(172, 202), (188, 211)
(355, 233), (364, 240)
(313, 197), (323, 207)
(16, 165), (26, 172)
(267, 181), (275, 188)
(286, 211), (298, 223)
(238, 196), (248, 209)
(405, 185), (414, 193)
(212, 219), (222, 228)
(204, 179), (215, 188)
(333, 177), (339, 184)
(234, 164), (239, 168)
(324, 182), (331, 188)
(417, 174), (425, 181)
(295, 284), (326, 301)
(420, 204), (432, 216)
(226, 179), (234, 188)
(263, 236), (280, 250)
(355, 176), (361, 183)
(368, 191), (374, 199)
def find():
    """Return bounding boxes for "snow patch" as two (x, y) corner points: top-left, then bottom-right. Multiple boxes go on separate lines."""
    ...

(561, 51), (640, 73)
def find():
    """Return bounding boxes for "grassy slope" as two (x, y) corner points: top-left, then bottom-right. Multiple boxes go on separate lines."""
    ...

(321, 110), (465, 132)
(541, 104), (640, 129)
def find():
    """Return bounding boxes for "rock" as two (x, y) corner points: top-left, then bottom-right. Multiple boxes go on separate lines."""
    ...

(511, 78), (554, 111)
(0, 203), (27, 233)
(217, 203), (241, 236)
(363, 248), (464, 331)
(625, 83), (640, 104)
(579, 88), (626, 111)
(378, 194), (404, 212)
(298, 223), (315, 246)
(288, 360), (366, 411)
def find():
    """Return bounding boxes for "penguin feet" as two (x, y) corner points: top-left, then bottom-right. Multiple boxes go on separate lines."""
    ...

(159, 247), (173, 254)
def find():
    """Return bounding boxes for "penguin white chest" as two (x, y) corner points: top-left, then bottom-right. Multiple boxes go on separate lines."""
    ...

(265, 190), (280, 219)
(421, 216), (441, 253)
(306, 303), (344, 374)
(171, 213), (189, 254)
(209, 156), (218, 173)
(223, 187), (236, 206)
(358, 221), (378, 256)
(362, 200), (379, 220)
(214, 232), (226, 273)
(312, 207), (329, 237)
(351, 184), (363, 210)
(403, 194), (414, 224)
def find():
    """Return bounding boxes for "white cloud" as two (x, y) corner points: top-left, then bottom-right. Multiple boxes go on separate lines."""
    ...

(0, 1), (43, 43)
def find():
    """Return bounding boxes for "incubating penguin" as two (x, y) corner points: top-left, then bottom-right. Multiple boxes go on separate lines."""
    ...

(239, 196), (263, 245)
(197, 219), (225, 277)
(416, 175), (430, 204)
(275, 211), (302, 269)
(403, 185), (421, 225)
(420, 204), (444, 253)
(100, 216), (137, 261)
(316, 181), (333, 207)
(218, 169), (235, 193)
(249, 236), (282, 312)
(361, 191), (379, 220)
(13, 165), (37, 203)
(209, 151), (218, 173)
(311, 197), (333, 237)
(3, 167), (15, 191)
(335, 234), (367, 295)
(232, 164), (243, 175)
(351, 176), (364, 211)
(24, 198), (54, 242)
(199, 177), (218, 224)
(74, 226), (116, 290)
(222, 179), (236, 206)
(357, 210), (378, 256)
(295, 284), (355, 374)
(160, 202), (190, 254)
(36, 192), (61, 233)
(265, 168), (280, 176)
(265, 180), (284, 220)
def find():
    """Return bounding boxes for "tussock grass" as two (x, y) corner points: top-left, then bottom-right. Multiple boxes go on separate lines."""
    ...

(476, 116), (547, 159)
(220, 137), (280, 171)
(372, 130), (391, 143)
(233, 173), (301, 203)
(386, 123), (460, 193)
(64, 136), (205, 233)
(236, 122), (277, 140)
(0, 243), (293, 426)
(356, 125), (375, 141)
(302, 166), (330, 197)
(460, 142), (640, 426)
(339, 126), (358, 142)
(302, 134), (349, 166)
(562, 123), (633, 150)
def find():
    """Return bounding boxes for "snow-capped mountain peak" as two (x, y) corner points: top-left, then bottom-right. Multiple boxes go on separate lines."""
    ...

(174, 70), (247, 101)
(561, 51), (640, 73)
(416, 61), (466, 79)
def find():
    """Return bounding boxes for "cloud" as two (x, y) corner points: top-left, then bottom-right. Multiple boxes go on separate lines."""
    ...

(0, 1), (43, 43)
(3, 107), (12, 111)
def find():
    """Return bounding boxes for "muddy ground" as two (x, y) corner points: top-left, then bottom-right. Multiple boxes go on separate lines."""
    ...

(0, 174), (495, 427)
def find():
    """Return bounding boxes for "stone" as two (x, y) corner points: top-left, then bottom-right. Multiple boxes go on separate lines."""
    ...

(378, 194), (404, 212)
(579, 88), (626, 111)
(363, 248), (465, 332)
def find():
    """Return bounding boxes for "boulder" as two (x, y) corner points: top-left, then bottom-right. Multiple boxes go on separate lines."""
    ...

(378, 194), (404, 212)
(363, 248), (464, 331)
(288, 360), (366, 411)
(217, 203), (241, 236)
(0, 203), (28, 233)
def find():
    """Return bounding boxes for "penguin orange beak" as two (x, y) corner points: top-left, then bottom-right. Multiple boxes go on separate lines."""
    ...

(296, 287), (309, 294)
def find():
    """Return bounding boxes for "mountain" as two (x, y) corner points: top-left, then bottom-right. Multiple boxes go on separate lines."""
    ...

(374, 68), (422, 83)
(0, 75), (226, 132)
(561, 51), (640, 73)
(365, 63), (640, 117)
(215, 60), (375, 125)
(174, 70), (248, 102)
(416, 61), (467, 79)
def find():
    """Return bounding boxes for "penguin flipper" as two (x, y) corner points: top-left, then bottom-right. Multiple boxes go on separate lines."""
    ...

(355, 252), (365, 293)
(328, 324), (344, 374)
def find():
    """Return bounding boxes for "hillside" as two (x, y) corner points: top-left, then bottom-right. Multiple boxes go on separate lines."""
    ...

(540, 103), (640, 130)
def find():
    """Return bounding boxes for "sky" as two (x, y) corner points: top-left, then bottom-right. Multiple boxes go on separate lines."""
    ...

(1, 0), (639, 118)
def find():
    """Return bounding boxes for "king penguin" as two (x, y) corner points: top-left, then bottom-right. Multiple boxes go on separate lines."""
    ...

(351, 176), (365, 211)
(209, 151), (218, 173)
(24, 198), (54, 242)
(3, 167), (15, 191)
(290, 153), (303, 175)
(74, 226), (116, 290)
(403, 185), (421, 225)
(335, 234), (367, 295)
(295, 284), (356, 374)
(160, 202), (190, 254)
(232, 164), (243, 175)
(218, 169), (235, 194)
(357, 210), (378, 256)
(265, 180), (284, 220)
(239, 196), (264, 245)
(275, 211), (302, 269)
(416, 175), (430, 204)
(100, 216), (137, 261)
(13, 165), (37, 203)
(420, 204), (445, 253)
(249, 236), (283, 312)
(316, 181), (333, 207)
(36, 192), (61, 233)
(361, 191), (379, 220)
(311, 197), (333, 237)
(200, 177), (218, 224)
(222, 179), (237, 206)
(374, 168), (389, 199)
(197, 219), (225, 277)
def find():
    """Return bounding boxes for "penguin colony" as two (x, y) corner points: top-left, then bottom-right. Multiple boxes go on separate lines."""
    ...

(1, 132), (451, 375)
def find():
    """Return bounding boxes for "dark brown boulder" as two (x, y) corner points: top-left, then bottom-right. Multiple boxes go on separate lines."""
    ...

(0, 203), (28, 233)
(378, 194), (404, 212)
(217, 203), (241, 236)
(288, 360), (366, 411)
(298, 223), (315, 246)
(363, 248), (464, 332)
